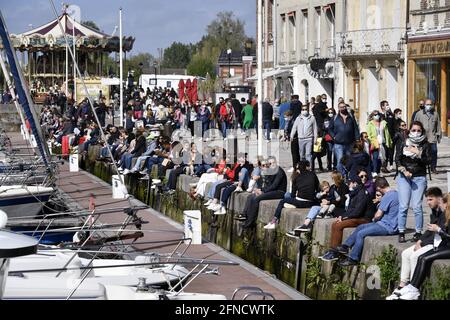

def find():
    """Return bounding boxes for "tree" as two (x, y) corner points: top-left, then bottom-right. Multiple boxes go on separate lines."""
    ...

(162, 42), (193, 69)
(82, 20), (100, 31)
(187, 55), (215, 78)
(204, 11), (247, 52)
(125, 53), (157, 81)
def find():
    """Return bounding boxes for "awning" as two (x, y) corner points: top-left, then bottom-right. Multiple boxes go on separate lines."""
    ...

(247, 68), (293, 81)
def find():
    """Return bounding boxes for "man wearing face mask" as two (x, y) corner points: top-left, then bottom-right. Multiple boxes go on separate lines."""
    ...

(290, 105), (318, 165)
(411, 100), (425, 125)
(413, 98), (441, 174)
(328, 102), (360, 176)
(380, 101), (396, 173)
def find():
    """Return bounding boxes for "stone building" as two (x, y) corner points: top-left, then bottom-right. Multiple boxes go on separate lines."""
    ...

(407, 0), (450, 135)
(336, 0), (407, 130)
(259, 0), (340, 107)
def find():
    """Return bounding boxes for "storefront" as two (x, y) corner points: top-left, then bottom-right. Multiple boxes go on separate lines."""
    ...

(407, 38), (450, 135)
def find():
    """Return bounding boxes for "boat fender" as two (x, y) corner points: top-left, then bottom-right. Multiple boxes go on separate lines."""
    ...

(0, 210), (7, 229)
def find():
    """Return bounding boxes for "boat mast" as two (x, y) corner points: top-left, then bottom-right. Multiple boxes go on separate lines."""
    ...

(119, 8), (123, 126)
(0, 52), (30, 141)
(0, 11), (51, 169)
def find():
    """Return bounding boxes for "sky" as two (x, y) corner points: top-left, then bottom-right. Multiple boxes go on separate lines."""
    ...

(0, 0), (256, 56)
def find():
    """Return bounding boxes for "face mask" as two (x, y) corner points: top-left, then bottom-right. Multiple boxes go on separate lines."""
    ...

(301, 111), (309, 117)
(409, 131), (421, 139)
(323, 99), (327, 103)
(349, 187), (354, 192)
(425, 104), (433, 111)
(385, 106), (390, 111)
(328, 113), (334, 118)
(419, 104), (425, 110)
(373, 115), (380, 121)
(340, 109), (348, 115)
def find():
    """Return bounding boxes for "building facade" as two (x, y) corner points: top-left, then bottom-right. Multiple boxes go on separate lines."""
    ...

(336, 0), (407, 130)
(260, 0), (341, 106)
(407, 0), (450, 135)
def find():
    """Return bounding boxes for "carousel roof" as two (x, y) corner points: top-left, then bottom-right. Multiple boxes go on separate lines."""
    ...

(10, 13), (134, 52)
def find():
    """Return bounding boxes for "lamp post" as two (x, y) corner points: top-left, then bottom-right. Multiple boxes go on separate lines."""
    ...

(153, 62), (158, 88)
(227, 48), (232, 78)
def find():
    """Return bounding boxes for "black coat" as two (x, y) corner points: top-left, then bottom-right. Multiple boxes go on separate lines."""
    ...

(342, 185), (372, 220)
(395, 139), (432, 177)
(420, 208), (450, 248)
(291, 171), (320, 201)
(290, 100), (302, 122)
(262, 167), (287, 193)
(262, 102), (273, 121)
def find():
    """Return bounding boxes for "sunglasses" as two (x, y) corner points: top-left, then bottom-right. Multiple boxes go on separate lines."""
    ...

(359, 175), (367, 179)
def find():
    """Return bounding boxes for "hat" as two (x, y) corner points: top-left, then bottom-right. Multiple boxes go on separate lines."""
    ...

(348, 174), (362, 185)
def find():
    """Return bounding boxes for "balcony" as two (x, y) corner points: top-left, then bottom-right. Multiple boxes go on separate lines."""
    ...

(289, 51), (297, 63)
(280, 51), (287, 65)
(336, 28), (406, 58)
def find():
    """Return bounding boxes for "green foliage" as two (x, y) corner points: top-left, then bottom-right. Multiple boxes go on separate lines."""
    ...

(331, 281), (359, 300)
(423, 267), (450, 300)
(187, 55), (216, 78)
(204, 11), (247, 52)
(374, 245), (400, 297)
(82, 20), (100, 31)
(305, 256), (327, 298)
(125, 53), (157, 81)
(162, 42), (194, 69)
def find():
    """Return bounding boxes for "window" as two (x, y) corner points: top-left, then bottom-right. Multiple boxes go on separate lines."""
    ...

(315, 7), (321, 50)
(166, 81), (172, 88)
(288, 12), (296, 52)
(325, 4), (335, 48)
(267, 0), (274, 43)
(302, 9), (308, 50)
(280, 14), (287, 55)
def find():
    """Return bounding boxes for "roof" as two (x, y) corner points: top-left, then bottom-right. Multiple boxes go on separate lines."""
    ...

(10, 13), (134, 52)
(217, 49), (256, 65)
(20, 13), (109, 38)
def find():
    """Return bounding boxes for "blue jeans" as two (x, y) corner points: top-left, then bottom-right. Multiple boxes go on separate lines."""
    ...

(194, 164), (212, 177)
(306, 206), (322, 221)
(334, 143), (352, 176)
(344, 222), (390, 261)
(207, 179), (226, 199)
(430, 143), (438, 170)
(221, 121), (228, 138)
(371, 149), (380, 174)
(397, 174), (427, 233)
(263, 120), (271, 140)
(131, 156), (150, 172)
(202, 121), (209, 139)
(239, 168), (250, 188)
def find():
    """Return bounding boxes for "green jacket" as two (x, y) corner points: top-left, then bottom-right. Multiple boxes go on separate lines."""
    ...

(242, 104), (254, 129)
(366, 120), (392, 149)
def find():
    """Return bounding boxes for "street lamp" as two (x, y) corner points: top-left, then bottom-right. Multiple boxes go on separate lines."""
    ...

(227, 48), (232, 78)
(153, 62), (158, 87)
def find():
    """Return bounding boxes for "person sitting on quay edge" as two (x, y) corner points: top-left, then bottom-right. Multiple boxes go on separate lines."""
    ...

(386, 187), (448, 300)
(237, 157), (287, 229)
(334, 177), (399, 267)
(313, 173), (374, 260)
(263, 160), (320, 230)
(289, 171), (349, 233)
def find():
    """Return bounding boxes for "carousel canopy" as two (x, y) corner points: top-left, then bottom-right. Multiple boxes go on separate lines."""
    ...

(9, 13), (134, 52)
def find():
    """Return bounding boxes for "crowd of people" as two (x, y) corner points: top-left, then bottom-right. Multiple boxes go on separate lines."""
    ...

(37, 84), (450, 300)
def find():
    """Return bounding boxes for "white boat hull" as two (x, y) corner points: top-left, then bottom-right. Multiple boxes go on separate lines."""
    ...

(0, 186), (53, 218)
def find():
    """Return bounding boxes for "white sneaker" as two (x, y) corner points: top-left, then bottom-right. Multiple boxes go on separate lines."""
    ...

(123, 169), (131, 175)
(263, 222), (276, 230)
(287, 167), (294, 173)
(204, 199), (212, 206)
(214, 206), (226, 215)
(189, 182), (198, 188)
(207, 203), (216, 210)
(372, 172), (378, 178)
(284, 203), (296, 209)
(210, 204), (221, 211)
(399, 287), (420, 300)
(139, 170), (148, 175)
(235, 186), (243, 193)
(385, 293), (400, 300)
(241, 132), (246, 136)
(397, 284), (414, 295)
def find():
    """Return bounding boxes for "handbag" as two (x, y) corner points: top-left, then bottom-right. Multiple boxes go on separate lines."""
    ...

(313, 137), (323, 153)
(324, 133), (333, 142)
(162, 159), (171, 167)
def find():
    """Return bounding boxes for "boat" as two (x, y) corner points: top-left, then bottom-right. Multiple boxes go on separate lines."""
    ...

(0, 185), (54, 218)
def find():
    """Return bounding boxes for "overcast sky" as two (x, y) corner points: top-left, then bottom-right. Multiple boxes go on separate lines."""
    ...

(1, 0), (256, 56)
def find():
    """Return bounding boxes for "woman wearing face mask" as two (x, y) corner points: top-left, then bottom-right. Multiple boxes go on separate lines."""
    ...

(395, 121), (432, 243)
(366, 111), (392, 176)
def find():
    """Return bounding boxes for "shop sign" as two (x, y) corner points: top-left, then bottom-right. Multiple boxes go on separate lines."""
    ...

(408, 39), (450, 58)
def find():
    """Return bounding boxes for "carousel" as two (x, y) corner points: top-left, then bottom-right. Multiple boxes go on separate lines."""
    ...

(7, 8), (134, 104)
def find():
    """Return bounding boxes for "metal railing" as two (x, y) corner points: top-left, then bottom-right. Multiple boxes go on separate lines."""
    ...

(336, 28), (406, 56)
